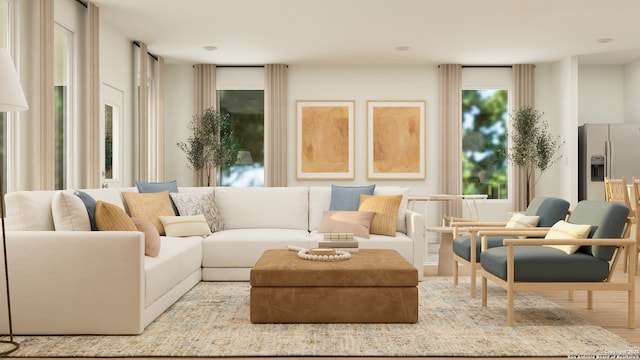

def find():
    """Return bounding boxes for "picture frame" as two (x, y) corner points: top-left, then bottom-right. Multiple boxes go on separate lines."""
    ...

(296, 100), (355, 179)
(366, 100), (426, 179)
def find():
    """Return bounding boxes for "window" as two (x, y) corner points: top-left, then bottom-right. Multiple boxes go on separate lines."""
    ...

(54, 24), (73, 190)
(217, 89), (264, 187)
(461, 89), (508, 199)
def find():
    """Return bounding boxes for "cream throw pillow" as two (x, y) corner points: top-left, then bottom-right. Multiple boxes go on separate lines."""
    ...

(317, 210), (375, 238)
(506, 213), (540, 228)
(543, 220), (592, 255)
(51, 192), (91, 231)
(159, 215), (212, 237)
(358, 194), (403, 236)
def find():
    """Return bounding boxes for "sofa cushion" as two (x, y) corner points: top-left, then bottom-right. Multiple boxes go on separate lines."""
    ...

(144, 236), (202, 307)
(203, 229), (311, 268)
(317, 210), (375, 238)
(122, 191), (175, 235)
(481, 245), (610, 282)
(73, 190), (98, 231)
(329, 184), (375, 211)
(132, 217), (161, 257)
(569, 200), (629, 261)
(159, 215), (212, 237)
(5, 190), (57, 230)
(170, 191), (224, 232)
(52, 191), (91, 231)
(214, 187), (309, 230)
(358, 194), (402, 236)
(543, 220), (592, 255)
(95, 201), (137, 231)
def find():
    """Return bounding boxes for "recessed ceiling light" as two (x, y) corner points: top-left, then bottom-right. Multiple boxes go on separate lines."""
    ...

(203, 45), (218, 51)
(395, 46), (411, 51)
(596, 38), (613, 44)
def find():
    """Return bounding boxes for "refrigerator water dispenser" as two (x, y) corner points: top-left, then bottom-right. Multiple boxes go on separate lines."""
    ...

(590, 155), (605, 181)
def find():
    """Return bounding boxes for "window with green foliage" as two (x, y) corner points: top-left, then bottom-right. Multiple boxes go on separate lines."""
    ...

(462, 89), (508, 199)
(217, 90), (264, 187)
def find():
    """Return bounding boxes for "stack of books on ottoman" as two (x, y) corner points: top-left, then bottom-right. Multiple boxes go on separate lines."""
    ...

(319, 233), (359, 253)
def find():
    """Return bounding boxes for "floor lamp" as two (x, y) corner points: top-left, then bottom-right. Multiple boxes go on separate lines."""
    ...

(0, 48), (29, 355)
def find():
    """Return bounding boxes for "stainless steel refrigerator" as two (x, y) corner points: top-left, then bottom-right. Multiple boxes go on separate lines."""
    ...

(578, 123), (640, 200)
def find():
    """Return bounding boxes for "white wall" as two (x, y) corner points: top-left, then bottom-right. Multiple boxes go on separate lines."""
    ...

(578, 65), (625, 125)
(624, 60), (640, 123)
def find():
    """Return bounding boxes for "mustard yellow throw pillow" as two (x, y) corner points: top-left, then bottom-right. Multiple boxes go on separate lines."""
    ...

(358, 194), (403, 236)
(122, 191), (175, 235)
(95, 201), (137, 231)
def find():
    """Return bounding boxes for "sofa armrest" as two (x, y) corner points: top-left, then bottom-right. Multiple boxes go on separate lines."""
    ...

(405, 209), (425, 278)
(1, 231), (146, 334)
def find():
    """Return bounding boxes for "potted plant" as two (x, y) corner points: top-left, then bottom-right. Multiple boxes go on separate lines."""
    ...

(506, 106), (563, 205)
(177, 107), (238, 186)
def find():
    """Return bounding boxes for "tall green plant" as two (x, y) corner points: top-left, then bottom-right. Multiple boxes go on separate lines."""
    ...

(507, 106), (563, 204)
(177, 107), (238, 186)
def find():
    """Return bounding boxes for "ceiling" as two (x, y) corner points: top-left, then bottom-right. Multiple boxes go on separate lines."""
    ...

(92, 0), (640, 66)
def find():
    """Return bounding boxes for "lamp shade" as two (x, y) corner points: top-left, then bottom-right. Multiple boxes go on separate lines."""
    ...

(0, 48), (29, 112)
(235, 150), (254, 165)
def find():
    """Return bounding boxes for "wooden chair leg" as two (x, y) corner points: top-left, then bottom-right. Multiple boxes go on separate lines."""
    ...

(470, 264), (477, 298)
(587, 291), (593, 309)
(568, 290), (574, 301)
(481, 276), (487, 307)
(453, 259), (458, 285)
(507, 287), (514, 326)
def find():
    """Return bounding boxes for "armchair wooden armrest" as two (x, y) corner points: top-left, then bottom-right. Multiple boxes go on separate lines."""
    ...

(502, 237), (636, 247)
(450, 222), (508, 238)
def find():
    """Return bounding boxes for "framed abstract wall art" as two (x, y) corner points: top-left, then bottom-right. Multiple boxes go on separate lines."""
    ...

(366, 100), (426, 179)
(296, 100), (355, 179)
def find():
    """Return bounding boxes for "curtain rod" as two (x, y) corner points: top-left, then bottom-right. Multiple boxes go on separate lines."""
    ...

(462, 65), (513, 68)
(132, 41), (159, 61)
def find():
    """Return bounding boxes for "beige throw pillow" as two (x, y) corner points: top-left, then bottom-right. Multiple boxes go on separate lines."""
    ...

(543, 220), (592, 255)
(506, 213), (540, 228)
(317, 211), (375, 238)
(122, 191), (175, 235)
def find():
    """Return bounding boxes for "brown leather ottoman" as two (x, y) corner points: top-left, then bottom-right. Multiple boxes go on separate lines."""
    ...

(249, 249), (418, 323)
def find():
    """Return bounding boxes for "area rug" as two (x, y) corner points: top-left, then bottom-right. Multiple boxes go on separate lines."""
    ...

(8, 277), (638, 357)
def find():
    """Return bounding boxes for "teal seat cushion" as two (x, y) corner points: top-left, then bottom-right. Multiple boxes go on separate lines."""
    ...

(481, 245), (610, 282)
(453, 235), (506, 262)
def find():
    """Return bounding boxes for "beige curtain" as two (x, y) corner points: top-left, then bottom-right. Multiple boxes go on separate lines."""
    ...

(156, 56), (165, 181)
(264, 64), (288, 187)
(512, 64), (536, 211)
(137, 42), (149, 181)
(439, 64), (463, 218)
(39, 0), (55, 190)
(86, 1), (100, 188)
(193, 64), (217, 186)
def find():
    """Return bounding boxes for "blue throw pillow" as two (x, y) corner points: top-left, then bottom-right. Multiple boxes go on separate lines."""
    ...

(135, 180), (180, 215)
(329, 184), (376, 211)
(73, 190), (98, 231)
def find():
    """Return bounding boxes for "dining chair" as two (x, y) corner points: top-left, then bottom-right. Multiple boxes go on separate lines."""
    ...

(605, 177), (637, 273)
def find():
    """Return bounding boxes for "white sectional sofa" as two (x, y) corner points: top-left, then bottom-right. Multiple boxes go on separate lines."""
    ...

(1, 186), (424, 335)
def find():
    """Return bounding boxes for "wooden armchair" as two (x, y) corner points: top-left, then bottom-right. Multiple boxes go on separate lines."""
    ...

(479, 200), (635, 328)
(450, 197), (570, 298)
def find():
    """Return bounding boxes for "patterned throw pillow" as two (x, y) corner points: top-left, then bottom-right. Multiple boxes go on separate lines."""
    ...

(317, 210), (375, 238)
(169, 191), (224, 232)
(95, 201), (137, 231)
(122, 191), (175, 235)
(358, 194), (403, 236)
(543, 220), (592, 255)
(159, 215), (212, 237)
